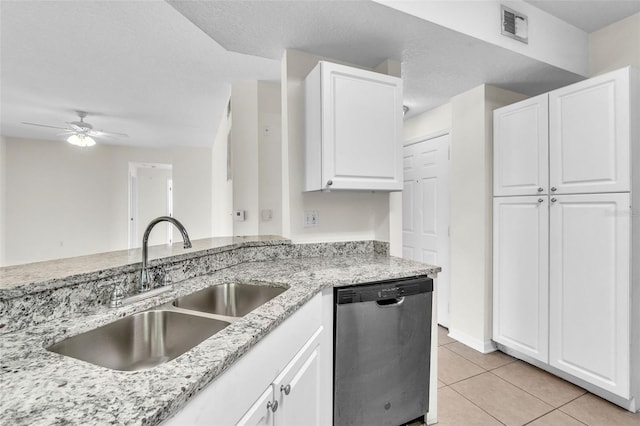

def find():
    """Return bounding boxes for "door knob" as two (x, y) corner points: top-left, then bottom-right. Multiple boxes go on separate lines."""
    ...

(551, 197), (557, 203)
(538, 198), (544, 203)
(551, 187), (557, 192)
(281, 384), (291, 395)
(537, 187), (544, 192)
(326, 180), (333, 187)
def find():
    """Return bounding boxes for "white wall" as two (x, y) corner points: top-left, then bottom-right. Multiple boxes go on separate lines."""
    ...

(2, 137), (212, 266)
(230, 81), (283, 237)
(589, 12), (640, 76)
(447, 85), (526, 351)
(0, 136), (6, 265)
(281, 49), (392, 243)
(231, 81), (260, 236)
(376, 0), (589, 76)
(212, 101), (233, 237)
(258, 81), (283, 236)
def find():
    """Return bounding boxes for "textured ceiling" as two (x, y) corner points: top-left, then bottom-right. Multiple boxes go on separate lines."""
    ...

(525, 0), (640, 32)
(0, 1), (280, 148)
(1, 1), (638, 149)
(168, 0), (585, 116)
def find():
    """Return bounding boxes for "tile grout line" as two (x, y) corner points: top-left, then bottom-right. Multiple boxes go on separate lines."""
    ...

(447, 382), (507, 425)
(553, 393), (592, 425)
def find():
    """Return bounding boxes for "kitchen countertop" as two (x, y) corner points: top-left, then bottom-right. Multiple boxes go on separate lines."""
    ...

(0, 246), (438, 425)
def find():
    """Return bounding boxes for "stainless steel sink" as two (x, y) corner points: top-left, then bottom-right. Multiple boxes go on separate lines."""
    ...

(172, 283), (286, 317)
(47, 310), (230, 371)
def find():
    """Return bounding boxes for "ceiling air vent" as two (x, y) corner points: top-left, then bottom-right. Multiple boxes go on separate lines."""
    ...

(501, 5), (528, 44)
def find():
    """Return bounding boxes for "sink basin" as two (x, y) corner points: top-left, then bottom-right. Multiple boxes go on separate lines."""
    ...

(47, 310), (230, 371)
(173, 283), (286, 317)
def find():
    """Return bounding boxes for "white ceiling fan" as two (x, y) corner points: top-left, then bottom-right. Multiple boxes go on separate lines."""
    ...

(21, 111), (128, 147)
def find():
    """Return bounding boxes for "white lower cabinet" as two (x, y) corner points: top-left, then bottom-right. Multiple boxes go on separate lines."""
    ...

(494, 192), (635, 407)
(240, 328), (322, 426)
(163, 290), (332, 426)
(237, 387), (274, 426)
(493, 196), (549, 362)
(549, 193), (631, 398)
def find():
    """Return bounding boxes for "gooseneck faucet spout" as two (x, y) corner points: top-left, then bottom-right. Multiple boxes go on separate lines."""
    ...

(139, 216), (192, 292)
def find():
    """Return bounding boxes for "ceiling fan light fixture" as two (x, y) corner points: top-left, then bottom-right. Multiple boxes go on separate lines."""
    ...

(67, 134), (96, 147)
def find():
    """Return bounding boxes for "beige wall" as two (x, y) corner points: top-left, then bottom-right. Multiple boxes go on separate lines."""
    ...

(589, 12), (640, 76)
(281, 49), (392, 243)
(447, 85), (526, 351)
(2, 137), (212, 266)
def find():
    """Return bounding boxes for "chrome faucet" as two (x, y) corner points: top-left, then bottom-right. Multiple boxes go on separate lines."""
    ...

(139, 216), (192, 292)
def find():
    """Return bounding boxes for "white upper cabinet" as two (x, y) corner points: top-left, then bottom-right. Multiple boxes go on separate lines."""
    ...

(549, 68), (631, 195)
(304, 61), (403, 191)
(549, 193), (631, 398)
(494, 94), (549, 196)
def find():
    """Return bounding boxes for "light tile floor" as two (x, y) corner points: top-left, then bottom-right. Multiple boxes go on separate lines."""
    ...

(434, 326), (640, 426)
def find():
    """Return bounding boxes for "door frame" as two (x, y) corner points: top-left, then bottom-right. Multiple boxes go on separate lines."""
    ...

(128, 162), (173, 249)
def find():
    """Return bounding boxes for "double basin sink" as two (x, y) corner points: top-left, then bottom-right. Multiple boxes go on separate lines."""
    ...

(47, 283), (286, 371)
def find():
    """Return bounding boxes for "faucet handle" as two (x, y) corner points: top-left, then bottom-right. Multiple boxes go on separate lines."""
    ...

(109, 279), (125, 308)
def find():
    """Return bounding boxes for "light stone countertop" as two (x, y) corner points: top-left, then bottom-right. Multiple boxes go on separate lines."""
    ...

(0, 248), (438, 425)
(0, 235), (289, 294)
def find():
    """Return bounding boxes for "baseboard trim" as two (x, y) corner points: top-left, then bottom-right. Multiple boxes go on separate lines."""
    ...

(447, 328), (496, 354)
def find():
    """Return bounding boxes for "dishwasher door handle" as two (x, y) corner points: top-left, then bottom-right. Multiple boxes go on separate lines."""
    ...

(376, 297), (405, 307)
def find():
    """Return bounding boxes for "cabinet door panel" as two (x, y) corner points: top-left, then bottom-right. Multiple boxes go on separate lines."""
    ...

(549, 69), (630, 194)
(549, 193), (630, 398)
(493, 196), (549, 361)
(236, 386), (274, 426)
(321, 63), (403, 191)
(494, 94), (549, 196)
(274, 328), (322, 426)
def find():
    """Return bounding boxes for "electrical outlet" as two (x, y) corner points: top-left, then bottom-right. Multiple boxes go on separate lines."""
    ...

(261, 209), (272, 221)
(304, 210), (318, 227)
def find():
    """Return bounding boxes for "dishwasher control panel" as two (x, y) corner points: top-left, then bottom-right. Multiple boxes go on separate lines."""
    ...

(336, 275), (433, 304)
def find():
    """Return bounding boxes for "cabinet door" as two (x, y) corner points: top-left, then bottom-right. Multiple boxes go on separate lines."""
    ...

(549, 68), (630, 194)
(236, 386), (275, 426)
(493, 94), (549, 196)
(549, 193), (630, 398)
(320, 62), (403, 191)
(273, 328), (322, 426)
(493, 196), (549, 362)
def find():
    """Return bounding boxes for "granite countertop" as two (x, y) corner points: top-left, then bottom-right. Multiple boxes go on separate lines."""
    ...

(1, 251), (438, 425)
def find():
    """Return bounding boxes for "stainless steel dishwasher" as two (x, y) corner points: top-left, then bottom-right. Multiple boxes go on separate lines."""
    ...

(334, 276), (433, 426)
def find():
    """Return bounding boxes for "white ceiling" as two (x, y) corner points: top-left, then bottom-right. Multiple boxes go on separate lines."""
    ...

(525, 0), (640, 32)
(1, 1), (638, 149)
(0, 1), (280, 148)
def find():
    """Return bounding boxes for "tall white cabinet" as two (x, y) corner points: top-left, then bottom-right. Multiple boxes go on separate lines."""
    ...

(493, 67), (639, 411)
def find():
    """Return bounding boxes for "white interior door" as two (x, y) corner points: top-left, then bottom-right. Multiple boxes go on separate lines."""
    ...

(402, 133), (450, 327)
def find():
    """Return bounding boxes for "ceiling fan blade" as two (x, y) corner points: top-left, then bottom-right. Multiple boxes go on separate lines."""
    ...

(21, 122), (73, 131)
(89, 129), (129, 138)
(65, 122), (85, 132)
